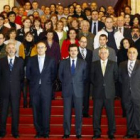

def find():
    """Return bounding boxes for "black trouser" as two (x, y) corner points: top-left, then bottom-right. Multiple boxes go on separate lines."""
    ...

(31, 86), (52, 135)
(63, 85), (83, 135)
(0, 95), (20, 136)
(83, 82), (90, 115)
(123, 93), (140, 135)
(93, 98), (116, 136)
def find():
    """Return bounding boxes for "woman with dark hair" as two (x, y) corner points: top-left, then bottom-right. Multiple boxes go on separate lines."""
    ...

(19, 31), (37, 108)
(61, 28), (79, 59)
(33, 18), (43, 36)
(69, 18), (79, 34)
(39, 19), (59, 43)
(131, 14), (140, 28)
(50, 14), (58, 30)
(4, 28), (21, 57)
(16, 18), (38, 43)
(45, 29), (61, 65)
(69, 5), (75, 16)
(124, 14), (131, 29)
(117, 38), (133, 65)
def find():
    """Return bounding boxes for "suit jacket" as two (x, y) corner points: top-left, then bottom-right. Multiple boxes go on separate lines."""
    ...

(92, 46), (116, 62)
(0, 57), (24, 98)
(26, 55), (57, 97)
(78, 48), (92, 81)
(91, 60), (118, 99)
(90, 20), (105, 34)
(119, 60), (140, 101)
(59, 58), (87, 98)
(123, 28), (132, 39)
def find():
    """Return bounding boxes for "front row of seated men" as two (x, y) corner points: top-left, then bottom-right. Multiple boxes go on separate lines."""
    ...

(0, 42), (140, 139)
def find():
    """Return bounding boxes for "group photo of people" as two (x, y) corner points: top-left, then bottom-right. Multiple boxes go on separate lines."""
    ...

(0, 0), (140, 139)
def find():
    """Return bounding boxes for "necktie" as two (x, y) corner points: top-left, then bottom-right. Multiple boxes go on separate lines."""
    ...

(119, 27), (122, 33)
(81, 49), (85, 59)
(102, 61), (106, 76)
(128, 61), (133, 77)
(39, 57), (44, 73)
(71, 60), (75, 75)
(93, 22), (96, 35)
(9, 59), (13, 71)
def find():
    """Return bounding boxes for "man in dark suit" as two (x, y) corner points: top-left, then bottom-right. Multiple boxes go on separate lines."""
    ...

(91, 47), (118, 140)
(131, 27), (140, 60)
(59, 44), (87, 139)
(0, 43), (24, 138)
(78, 36), (92, 118)
(117, 16), (132, 39)
(90, 10), (105, 35)
(26, 41), (57, 138)
(119, 47), (140, 138)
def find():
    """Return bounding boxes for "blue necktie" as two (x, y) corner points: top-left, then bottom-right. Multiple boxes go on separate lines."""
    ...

(93, 22), (96, 35)
(71, 60), (75, 75)
(9, 59), (13, 71)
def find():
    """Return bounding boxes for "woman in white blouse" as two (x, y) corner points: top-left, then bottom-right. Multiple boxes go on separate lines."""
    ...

(55, 20), (67, 49)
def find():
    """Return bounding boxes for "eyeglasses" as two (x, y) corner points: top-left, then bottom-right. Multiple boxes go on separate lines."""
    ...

(37, 46), (46, 49)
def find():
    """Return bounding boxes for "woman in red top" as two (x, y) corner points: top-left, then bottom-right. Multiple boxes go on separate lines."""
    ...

(61, 28), (79, 59)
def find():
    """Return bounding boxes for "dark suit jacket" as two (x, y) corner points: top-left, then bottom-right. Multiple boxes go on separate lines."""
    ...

(119, 60), (140, 101)
(90, 20), (105, 33)
(123, 28), (132, 39)
(59, 58), (87, 98)
(78, 48), (92, 81)
(0, 57), (24, 98)
(91, 60), (118, 99)
(26, 55), (57, 97)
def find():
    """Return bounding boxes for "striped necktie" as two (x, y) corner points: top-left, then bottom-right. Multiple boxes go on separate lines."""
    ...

(9, 59), (13, 71)
(128, 61), (133, 77)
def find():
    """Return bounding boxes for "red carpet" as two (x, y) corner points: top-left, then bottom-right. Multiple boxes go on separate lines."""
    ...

(1, 92), (138, 139)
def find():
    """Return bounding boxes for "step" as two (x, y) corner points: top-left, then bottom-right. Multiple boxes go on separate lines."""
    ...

(18, 107), (123, 116)
(7, 116), (127, 125)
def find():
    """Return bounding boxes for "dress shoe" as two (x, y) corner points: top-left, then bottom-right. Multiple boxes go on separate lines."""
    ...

(83, 113), (91, 118)
(13, 134), (20, 138)
(62, 134), (69, 139)
(43, 134), (49, 138)
(92, 135), (101, 139)
(0, 134), (5, 138)
(76, 135), (82, 139)
(108, 135), (115, 140)
(34, 134), (42, 138)
(123, 134), (134, 138)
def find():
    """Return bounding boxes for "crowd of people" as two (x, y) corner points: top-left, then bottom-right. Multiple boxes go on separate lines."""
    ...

(0, 0), (140, 139)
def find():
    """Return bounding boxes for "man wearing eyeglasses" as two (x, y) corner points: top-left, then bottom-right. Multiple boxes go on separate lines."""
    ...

(26, 41), (57, 138)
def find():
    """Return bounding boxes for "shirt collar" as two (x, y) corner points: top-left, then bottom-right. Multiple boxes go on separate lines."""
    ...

(38, 54), (45, 58)
(7, 56), (15, 62)
(101, 59), (108, 64)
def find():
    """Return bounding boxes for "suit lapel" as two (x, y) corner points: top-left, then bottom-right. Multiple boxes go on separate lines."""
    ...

(104, 60), (110, 77)
(41, 56), (48, 73)
(35, 56), (40, 74)
(131, 60), (139, 76)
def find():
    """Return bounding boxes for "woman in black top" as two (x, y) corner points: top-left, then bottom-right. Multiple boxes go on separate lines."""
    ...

(117, 38), (133, 65)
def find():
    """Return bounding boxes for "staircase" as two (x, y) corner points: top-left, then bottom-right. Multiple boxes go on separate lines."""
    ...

(2, 92), (138, 139)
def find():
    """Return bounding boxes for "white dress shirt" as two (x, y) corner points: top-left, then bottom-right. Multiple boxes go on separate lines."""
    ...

(70, 57), (77, 67)
(91, 21), (98, 34)
(8, 56), (15, 64)
(79, 47), (87, 59)
(127, 60), (136, 71)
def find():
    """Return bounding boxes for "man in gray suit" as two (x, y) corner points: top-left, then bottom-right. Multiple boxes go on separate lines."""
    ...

(59, 44), (87, 139)
(119, 47), (140, 138)
(92, 34), (116, 62)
